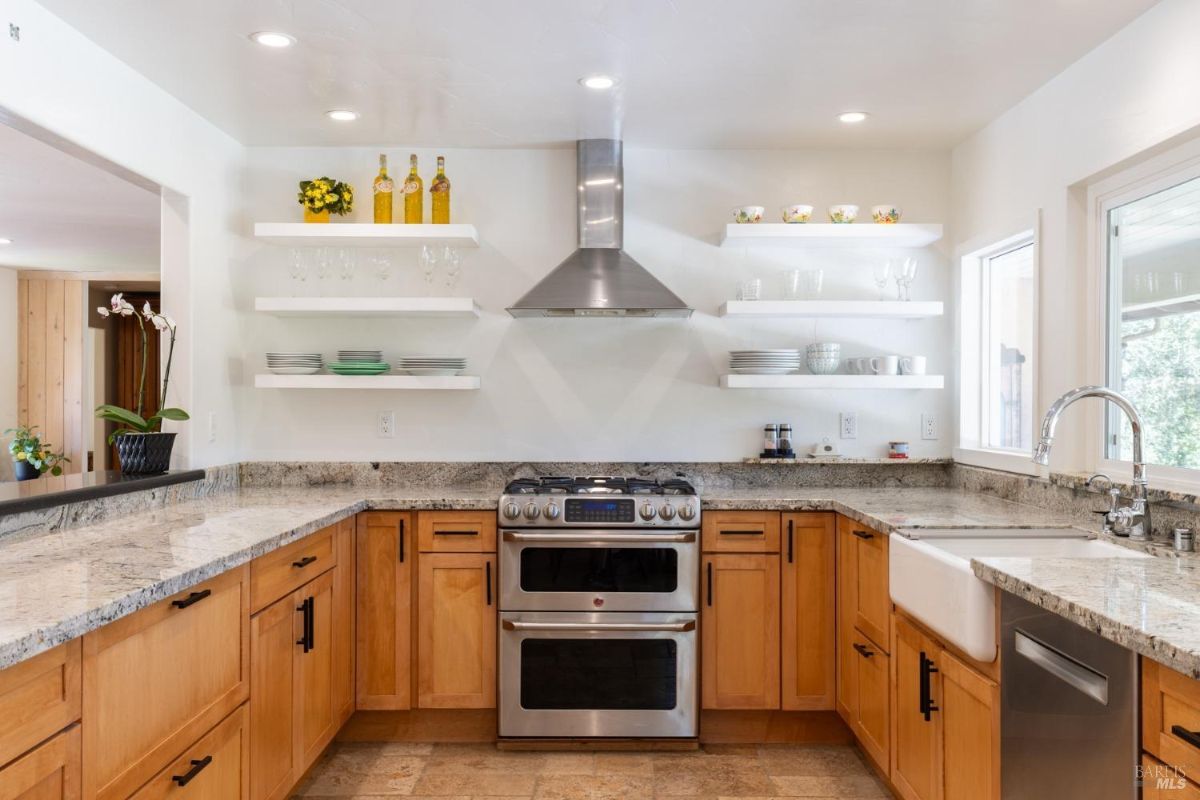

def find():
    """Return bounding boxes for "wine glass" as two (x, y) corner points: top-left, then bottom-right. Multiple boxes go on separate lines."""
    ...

(872, 260), (892, 300)
(371, 250), (392, 284)
(419, 245), (439, 292)
(337, 248), (356, 282)
(288, 248), (309, 290)
(442, 246), (463, 289)
(900, 257), (919, 300)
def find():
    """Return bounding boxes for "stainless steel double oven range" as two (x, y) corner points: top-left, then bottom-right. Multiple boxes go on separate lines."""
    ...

(498, 476), (701, 739)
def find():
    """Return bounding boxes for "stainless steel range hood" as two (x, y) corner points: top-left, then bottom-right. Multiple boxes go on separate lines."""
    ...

(507, 139), (692, 318)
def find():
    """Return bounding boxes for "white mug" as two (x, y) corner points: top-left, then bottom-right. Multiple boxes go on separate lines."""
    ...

(900, 355), (927, 375)
(870, 355), (899, 375)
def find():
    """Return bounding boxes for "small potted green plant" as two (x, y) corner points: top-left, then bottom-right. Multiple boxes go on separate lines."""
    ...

(95, 294), (189, 474)
(298, 176), (354, 222)
(4, 425), (69, 481)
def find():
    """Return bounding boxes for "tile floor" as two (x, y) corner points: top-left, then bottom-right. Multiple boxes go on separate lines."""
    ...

(292, 741), (892, 798)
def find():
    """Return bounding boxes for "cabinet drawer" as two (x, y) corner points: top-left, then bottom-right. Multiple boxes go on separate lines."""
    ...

(839, 516), (890, 653)
(250, 526), (336, 613)
(0, 724), (79, 800)
(1142, 753), (1200, 799)
(130, 705), (248, 800)
(851, 627), (890, 775)
(417, 511), (497, 553)
(702, 511), (780, 553)
(1144, 658), (1200, 779)
(83, 567), (250, 800)
(0, 640), (81, 770)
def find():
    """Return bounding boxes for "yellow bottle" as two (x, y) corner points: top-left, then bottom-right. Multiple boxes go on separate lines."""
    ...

(372, 154), (393, 224)
(430, 155), (450, 224)
(403, 154), (423, 224)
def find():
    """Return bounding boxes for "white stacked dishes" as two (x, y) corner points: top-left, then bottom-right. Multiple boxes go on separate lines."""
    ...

(729, 349), (803, 375)
(805, 343), (842, 375)
(337, 349), (383, 364)
(398, 357), (468, 377)
(266, 352), (323, 375)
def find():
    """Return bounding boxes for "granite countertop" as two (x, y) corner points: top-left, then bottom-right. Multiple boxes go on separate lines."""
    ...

(1, 483), (1197, 681)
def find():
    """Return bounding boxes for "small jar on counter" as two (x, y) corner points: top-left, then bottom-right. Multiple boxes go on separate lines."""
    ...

(1174, 528), (1194, 553)
(777, 424), (796, 459)
(761, 424), (779, 458)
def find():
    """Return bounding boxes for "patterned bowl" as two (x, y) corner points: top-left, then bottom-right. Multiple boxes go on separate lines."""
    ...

(806, 342), (842, 375)
(782, 204), (814, 223)
(733, 205), (765, 224)
(828, 204), (858, 224)
(872, 205), (902, 224)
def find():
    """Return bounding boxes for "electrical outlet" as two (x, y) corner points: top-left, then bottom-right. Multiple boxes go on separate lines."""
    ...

(378, 411), (395, 438)
(840, 412), (858, 439)
(921, 413), (938, 440)
(207, 411), (216, 443)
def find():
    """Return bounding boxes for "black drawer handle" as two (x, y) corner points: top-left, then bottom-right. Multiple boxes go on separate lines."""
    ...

(1172, 724), (1200, 750)
(435, 530), (479, 536)
(787, 520), (794, 564)
(485, 561), (492, 606)
(853, 530), (875, 540)
(296, 597), (314, 653)
(719, 530), (763, 535)
(398, 519), (406, 563)
(852, 643), (875, 659)
(172, 755), (212, 786)
(292, 555), (318, 569)
(706, 562), (713, 607)
(920, 650), (939, 721)
(171, 589), (211, 610)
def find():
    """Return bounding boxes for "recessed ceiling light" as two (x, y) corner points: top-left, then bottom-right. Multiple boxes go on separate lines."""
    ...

(579, 75), (617, 90)
(0, 238), (11, 245)
(326, 109), (359, 122)
(838, 111), (869, 124)
(249, 31), (295, 48)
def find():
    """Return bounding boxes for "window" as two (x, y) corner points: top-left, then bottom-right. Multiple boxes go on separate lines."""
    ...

(957, 226), (1038, 472)
(1105, 174), (1200, 471)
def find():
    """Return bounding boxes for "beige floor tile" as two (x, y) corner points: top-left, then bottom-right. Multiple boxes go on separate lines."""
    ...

(411, 772), (539, 796)
(539, 753), (597, 775)
(755, 745), (869, 777)
(593, 752), (655, 776)
(769, 774), (889, 797)
(534, 774), (656, 800)
(293, 748), (425, 796)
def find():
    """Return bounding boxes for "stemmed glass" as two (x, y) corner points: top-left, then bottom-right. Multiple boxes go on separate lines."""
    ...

(288, 248), (309, 294)
(895, 257), (918, 301)
(442, 246), (462, 289)
(370, 250), (392, 285)
(419, 245), (439, 291)
(872, 260), (892, 300)
(337, 248), (356, 282)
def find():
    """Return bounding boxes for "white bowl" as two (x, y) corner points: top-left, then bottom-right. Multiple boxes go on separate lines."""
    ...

(828, 204), (859, 224)
(733, 205), (765, 224)
(781, 204), (814, 223)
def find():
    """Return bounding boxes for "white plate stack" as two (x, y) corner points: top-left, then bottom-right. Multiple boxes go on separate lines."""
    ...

(398, 356), (468, 376)
(729, 349), (803, 374)
(337, 349), (384, 364)
(266, 352), (323, 375)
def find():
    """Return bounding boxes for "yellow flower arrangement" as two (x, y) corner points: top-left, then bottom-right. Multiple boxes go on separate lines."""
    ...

(297, 177), (354, 216)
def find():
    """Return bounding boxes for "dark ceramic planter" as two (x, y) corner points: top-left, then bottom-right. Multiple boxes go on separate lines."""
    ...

(115, 432), (177, 475)
(13, 460), (39, 481)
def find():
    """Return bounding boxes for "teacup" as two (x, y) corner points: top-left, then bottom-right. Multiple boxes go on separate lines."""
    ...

(829, 204), (858, 224)
(870, 355), (900, 375)
(733, 206), (765, 224)
(781, 204), (814, 224)
(871, 205), (902, 224)
(900, 355), (927, 375)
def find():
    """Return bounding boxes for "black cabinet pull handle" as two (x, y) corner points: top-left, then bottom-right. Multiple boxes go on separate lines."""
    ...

(920, 650), (939, 721)
(719, 530), (763, 536)
(1172, 725), (1200, 750)
(852, 643), (875, 659)
(706, 562), (713, 607)
(398, 519), (406, 563)
(435, 530), (479, 536)
(171, 589), (211, 610)
(787, 520), (794, 563)
(172, 755), (213, 786)
(292, 555), (317, 569)
(296, 597), (314, 652)
(853, 530), (874, 540)
(485, 561), (492, 606)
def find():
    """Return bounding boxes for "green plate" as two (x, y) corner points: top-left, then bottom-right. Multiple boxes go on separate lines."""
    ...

(329, 365), (391, 375)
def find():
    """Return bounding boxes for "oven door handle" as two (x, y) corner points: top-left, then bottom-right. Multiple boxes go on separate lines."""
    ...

(502, 531), (696, 543)
(502, 619), (697, 632)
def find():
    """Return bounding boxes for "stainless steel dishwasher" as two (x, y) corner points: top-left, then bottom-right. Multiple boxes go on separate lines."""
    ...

(1001, 593), (1138, 799)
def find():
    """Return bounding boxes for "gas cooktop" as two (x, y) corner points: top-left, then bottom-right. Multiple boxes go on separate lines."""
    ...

(502, 475), (697, 496)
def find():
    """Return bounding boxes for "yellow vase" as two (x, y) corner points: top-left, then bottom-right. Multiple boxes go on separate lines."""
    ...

(304, 208), (330, 223)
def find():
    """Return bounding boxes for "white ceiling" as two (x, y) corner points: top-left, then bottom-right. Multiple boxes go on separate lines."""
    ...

(36, 0), (1158, 149)
(0, 123), (160, 272)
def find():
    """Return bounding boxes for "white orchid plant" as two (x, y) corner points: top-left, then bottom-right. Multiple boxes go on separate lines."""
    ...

(95, 294), (189, 442)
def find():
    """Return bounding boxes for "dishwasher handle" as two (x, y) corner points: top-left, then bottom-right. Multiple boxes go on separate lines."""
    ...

(1014, 630), (1109, 705)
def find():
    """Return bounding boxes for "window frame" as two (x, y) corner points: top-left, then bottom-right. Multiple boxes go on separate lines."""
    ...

(955, 214), (1041, 475)
(1088, 145), (1200, 491)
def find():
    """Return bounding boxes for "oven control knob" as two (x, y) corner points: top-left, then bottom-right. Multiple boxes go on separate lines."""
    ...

(659, 503), (677, 520)
(544, 501), (561, 520)
(502, 502), (522, 520)
(639, 502), (657, 520)
(523, 502), (541, 520)
(677, 503), (696, 521)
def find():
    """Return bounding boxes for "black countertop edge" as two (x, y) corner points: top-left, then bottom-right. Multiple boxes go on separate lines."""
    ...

(0, 470), (207, 517)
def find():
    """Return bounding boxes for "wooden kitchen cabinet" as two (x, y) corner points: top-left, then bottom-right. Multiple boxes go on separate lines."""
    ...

(417, 510), (497, 553)
(838, 516), (890, 652)
(851, 628), (890, 773)
(82, 566), (249, 800)
(939, 650), (999, 800)
(1143, 657), (1200, 784)
(780, 513), (835, 710)
(701, 510), (781, 553)
(130, 705), (248, 800)
(249, 525), (335, 614)
(836, 521), (858, 724)
(355, 511), (414, 710)
(331, 517), (356, 725)
(250, 569), (338, 800)
(0, 640), (80, 771)
(701, 553), (781, 710)
(1142, 754), (1200, 798)
(0, 724), (80, 800)
(417, 552), (497, 708)
(892, 615), (940, 800)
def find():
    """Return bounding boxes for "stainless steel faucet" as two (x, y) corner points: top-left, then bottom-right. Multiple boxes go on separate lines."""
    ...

(1033, 385), (1152, 540)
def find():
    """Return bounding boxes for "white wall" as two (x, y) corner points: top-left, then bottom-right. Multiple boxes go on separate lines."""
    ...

(0, 267), (16, 480)
(0, 0), (246, 468)
(241, 146), (952, 461)
(951, 0), (1200, 474)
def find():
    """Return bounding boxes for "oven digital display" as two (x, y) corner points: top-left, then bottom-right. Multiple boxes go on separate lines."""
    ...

(565, 498), (635, 523)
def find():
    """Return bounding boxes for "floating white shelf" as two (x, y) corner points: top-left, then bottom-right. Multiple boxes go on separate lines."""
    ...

(719, 300), (943, 319)
(1122, 293), (1200, 322)
(255, 374), (481, 391)
(253, 222), (479, 248)
(719, 223), (943, 248)
(720, 374), (944, 390)
(254, 296), (480, 318)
